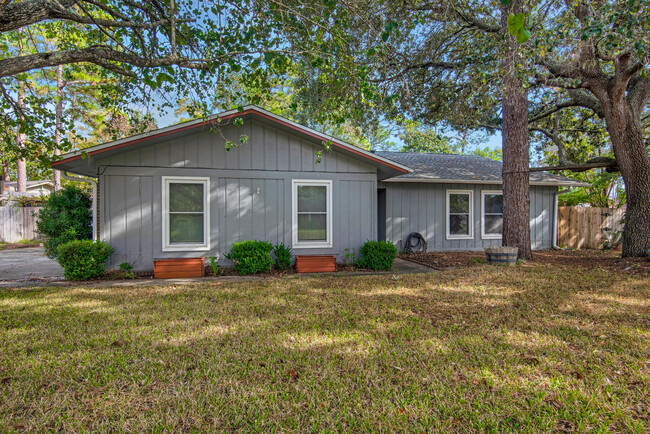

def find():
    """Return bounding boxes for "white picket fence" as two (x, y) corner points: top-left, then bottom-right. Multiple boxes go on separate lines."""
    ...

(0, 206), (42, 243)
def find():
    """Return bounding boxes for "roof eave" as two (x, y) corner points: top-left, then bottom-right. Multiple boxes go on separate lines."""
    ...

(380, 177), (590, 187)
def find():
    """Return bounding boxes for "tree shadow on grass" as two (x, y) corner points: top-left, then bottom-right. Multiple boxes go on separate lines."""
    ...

(0, 266), (648, 431)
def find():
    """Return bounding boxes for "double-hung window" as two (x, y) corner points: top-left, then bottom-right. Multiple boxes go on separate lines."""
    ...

(292, 180), (332, 248)
(162, 176), (210, 251)
(482, 190), (503, 239)
(446, 190), (473, 239)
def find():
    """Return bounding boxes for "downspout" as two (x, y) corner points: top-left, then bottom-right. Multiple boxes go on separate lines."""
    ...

(62, 172), (98, 241)
(552, 187), (572, 249)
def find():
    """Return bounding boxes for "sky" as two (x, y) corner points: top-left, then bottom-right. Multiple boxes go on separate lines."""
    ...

(151, 104), (505, 153)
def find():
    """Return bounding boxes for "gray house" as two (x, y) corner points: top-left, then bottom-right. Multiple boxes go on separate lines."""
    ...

(52, 106), (585, 270)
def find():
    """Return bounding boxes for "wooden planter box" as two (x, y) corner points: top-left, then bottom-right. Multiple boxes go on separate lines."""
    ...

(295, 255), (336, 273)
(154, 257), (205, 279)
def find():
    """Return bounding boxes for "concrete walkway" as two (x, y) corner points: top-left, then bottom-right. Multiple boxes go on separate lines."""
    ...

(0, 254), (434, 289)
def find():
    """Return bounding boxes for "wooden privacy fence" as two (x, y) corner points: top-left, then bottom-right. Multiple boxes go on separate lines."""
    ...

(0, 206), (42, 243)
(557, 206), (625, 250)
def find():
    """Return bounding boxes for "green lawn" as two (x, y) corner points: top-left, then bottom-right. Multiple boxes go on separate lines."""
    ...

(1, 264), (649, 431)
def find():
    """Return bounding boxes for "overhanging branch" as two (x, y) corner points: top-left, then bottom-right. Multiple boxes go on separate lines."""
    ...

(530, 158), (618, 173)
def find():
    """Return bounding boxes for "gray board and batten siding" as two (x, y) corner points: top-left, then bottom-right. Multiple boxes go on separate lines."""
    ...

(96, 119), (378, 270)
(381, 182), (557, 251)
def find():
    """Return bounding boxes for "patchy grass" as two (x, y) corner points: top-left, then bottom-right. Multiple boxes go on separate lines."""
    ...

(0, 239), (42, 251)
(1, 264), (649, 431)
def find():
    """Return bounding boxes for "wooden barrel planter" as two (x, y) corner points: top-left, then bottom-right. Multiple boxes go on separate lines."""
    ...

(485, 247), (518, 266)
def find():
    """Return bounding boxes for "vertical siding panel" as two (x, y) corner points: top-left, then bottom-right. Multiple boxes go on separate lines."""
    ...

(225, 179), (239, 245)
(240, 179), (253, 240)
(251, 179), (265, 241)
(301, 140), (313, 172)
(212, 133), (226, 169)
(264, 179), (278, 243)
(289, 136), (301, 171)
(125, 176), (141, 265)
(338, 181), (350, 255)
(277, 130), (289, 171)
(140, 177), (153, 268)
(239, 123), (252, 170)
(140, 146), (155, 166)
(198, 132), (212, 168)
(218, 177), (226, 253)
(100, 175), (109, 244)
(155, 142), (171, 167)
(225, 129), (239, 169)
(185, 134), (199, 167)
(170, 137), (185, 167)
(418, 184), (427, 241)
(108, 175), (126, 265)
(252, 122), (265, 170)
(350, 181), (362, 247)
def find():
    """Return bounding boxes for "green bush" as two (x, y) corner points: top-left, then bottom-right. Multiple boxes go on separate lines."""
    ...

(36, 185), (92, 258)
(225, 240), (274, 275)
(356, 240), (399, 271)
(273, 243), (293, 271)
(56, 240), (114, 280)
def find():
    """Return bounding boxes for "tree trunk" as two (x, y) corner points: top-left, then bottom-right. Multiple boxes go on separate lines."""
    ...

(0, 161), (8, 196)
(16, 80), (27, 193)
(53, 64), (63, 190)
(602, 100), (650, 257)
(500, 1), (532, 260)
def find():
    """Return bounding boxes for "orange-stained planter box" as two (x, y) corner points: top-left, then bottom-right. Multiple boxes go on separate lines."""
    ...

(154, 257), (205, 279)
(295, 255), (336, 273)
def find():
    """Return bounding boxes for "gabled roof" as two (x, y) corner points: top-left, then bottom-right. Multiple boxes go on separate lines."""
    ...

(51, 105), (411, 178)
(376, 152), (589, 187)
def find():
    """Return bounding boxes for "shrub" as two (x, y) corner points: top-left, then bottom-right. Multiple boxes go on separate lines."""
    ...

(206, 255), (220, 276)
(225, 240), (273, 275)
(119, 262), (136, 279)
(36, 185), (92, 258)
(356, 240), (398, 271)
(273, 243), (293, 271)
(56, 240), (114, 280)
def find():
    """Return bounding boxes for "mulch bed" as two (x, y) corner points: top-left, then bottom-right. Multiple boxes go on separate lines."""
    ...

(400, 249), (650, 274)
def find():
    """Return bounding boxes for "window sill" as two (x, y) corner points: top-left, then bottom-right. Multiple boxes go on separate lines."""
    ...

(162, 245), (210, 252)
(293, 243), (333, 249)
(481, 235), (503, 240)
(446, 235), (473, 240)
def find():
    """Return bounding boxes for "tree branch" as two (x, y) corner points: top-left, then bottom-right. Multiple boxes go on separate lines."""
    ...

(530, 158), (618, 172)
(0, 0), (78, 33)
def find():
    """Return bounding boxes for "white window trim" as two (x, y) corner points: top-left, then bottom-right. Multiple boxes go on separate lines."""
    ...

(292, 179), (333, 249)
(162, 176), (210, 252)
(481, 190), (503, 240)
(446, 189), (474, 240)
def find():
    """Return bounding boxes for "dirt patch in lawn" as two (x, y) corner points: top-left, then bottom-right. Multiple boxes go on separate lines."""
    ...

(401, 249), (650, 274)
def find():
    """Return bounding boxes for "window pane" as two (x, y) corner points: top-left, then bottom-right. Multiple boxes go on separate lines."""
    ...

(169, 183), (204, 213)
(298, 214), (327, 241)
(297, 185), (327, 213)
(484, 215), (503, 235)
(449, 193), (470, 214)
(484, 194), (503, 214)
(449, 214), (469, 236)
(169, 214), (204, 243)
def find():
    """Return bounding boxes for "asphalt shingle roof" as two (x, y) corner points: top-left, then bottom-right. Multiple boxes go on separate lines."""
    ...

(375, 151), (587, 187)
